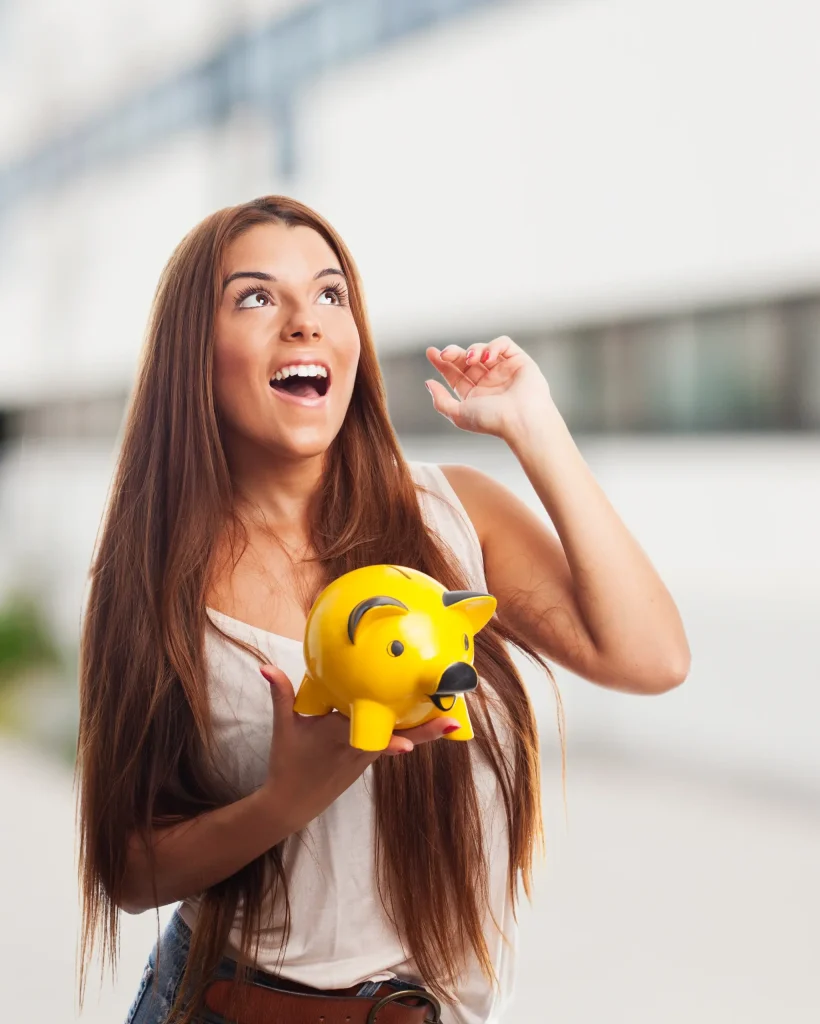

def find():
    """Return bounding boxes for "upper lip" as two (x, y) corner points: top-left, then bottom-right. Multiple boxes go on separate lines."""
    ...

(269, 356), (331, 382)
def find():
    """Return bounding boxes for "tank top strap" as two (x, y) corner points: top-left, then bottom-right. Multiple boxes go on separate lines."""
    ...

(408, 460), (488, 593)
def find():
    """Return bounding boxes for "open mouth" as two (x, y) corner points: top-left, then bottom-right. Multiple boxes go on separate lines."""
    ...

(269, 365), (330, 400)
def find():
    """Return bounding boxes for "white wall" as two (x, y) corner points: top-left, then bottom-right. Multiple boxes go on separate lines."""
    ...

(2, 433), (818, 793)
(3, 0), (820, 402)
(403, 433), (820, 793)
(0, 0), (307, 159)
(305, 0), (820, 340)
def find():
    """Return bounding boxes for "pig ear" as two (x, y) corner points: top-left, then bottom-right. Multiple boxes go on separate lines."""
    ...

(442, 590), (497, 634)
(347, 596), (409, 643)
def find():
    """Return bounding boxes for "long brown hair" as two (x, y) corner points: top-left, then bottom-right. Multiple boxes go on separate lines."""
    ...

(75, 195), (565, 1021)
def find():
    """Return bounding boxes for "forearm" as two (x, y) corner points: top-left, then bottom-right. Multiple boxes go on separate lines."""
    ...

(506, 402), (690, 682)
(122, 785), (287, 914)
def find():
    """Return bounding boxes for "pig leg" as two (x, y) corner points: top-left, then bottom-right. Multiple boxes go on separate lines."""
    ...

(440, 694), (474, 741)
(293, 675), (334, 716)
(349, 699), (396, 751)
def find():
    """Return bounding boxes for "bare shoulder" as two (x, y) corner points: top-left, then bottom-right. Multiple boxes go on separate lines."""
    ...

(438, 461), (571, 594)
(436, 463), (509, 550)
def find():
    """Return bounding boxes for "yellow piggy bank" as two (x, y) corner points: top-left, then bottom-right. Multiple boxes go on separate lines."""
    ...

(292, 564), (497, 751)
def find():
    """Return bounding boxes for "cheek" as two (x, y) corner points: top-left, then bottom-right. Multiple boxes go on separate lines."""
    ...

(338, 333), (362, 387)
(212, 337), (259, 415)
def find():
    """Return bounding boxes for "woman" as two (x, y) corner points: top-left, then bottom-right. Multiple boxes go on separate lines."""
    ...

(76, 195), (690, 1024)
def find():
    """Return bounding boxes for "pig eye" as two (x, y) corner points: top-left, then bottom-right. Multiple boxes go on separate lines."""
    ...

(388, 640), (404, 657)
(463, 634), (469, 650)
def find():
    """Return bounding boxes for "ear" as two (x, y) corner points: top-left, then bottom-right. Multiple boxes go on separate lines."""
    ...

(442, 590), (497, 634)
(347, 596), (409, 643)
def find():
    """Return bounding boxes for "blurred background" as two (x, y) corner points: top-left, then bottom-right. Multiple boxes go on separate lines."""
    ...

(1, 0), (818, 1020)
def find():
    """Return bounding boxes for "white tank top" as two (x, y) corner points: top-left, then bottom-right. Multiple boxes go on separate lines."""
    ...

(177, 462), (518, 1024)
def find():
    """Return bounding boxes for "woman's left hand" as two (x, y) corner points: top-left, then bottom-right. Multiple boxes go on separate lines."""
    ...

(425, 337), (553, 441)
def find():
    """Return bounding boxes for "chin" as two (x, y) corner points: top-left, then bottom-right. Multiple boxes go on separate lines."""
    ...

(272, 428), (339, 461)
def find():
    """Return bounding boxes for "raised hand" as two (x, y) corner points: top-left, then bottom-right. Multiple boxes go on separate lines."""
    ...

(425, 336), (553, 441)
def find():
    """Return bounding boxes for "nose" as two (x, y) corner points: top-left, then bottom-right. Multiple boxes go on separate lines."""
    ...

(281, 303), (323, 343)
(435, 662), (478, 695)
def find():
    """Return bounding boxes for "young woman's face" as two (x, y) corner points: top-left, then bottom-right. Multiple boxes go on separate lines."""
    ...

(213, 222), (361, 461)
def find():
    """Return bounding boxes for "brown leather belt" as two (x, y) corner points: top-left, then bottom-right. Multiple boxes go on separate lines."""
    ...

(202, 975), (442, 1024)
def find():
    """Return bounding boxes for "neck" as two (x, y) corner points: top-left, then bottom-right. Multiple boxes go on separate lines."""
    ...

(225, 433), (327, 539)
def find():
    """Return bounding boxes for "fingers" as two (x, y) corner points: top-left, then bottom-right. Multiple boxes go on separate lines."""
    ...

(424, 379), (462, 424)
(381, 717), (461, 756)
(428, 337), (518, 377)
(466, 336), (518, 369)
(260, 665), (462, 759)
(424, 338), (514, 409)
(260, 664), (295, 718)
(426, 344), (478, 388)
(382, 735), (415, 757)
(393, 717), (461, 746)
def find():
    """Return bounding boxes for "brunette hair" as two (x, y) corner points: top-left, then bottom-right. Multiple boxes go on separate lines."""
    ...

(75, 195), (565, 1021)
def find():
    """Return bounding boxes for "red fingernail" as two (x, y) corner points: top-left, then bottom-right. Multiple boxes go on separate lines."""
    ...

(480, 350), (490, 363)
(443, 725), (459, 735)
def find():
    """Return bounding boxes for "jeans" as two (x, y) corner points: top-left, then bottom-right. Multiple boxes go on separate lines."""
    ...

(124, 907), (424, 1023)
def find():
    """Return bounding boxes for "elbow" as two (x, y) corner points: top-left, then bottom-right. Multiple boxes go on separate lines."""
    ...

(643, 649), (691, 695)
(120, 829), (157, 915)
(119, 850), (153, 916)
(602, 648), (691, 696)
(120, 893), (148, 916)
(118, 877), (149, 916)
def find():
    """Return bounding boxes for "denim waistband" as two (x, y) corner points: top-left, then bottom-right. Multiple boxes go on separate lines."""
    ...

(129, 906), (426, 1020)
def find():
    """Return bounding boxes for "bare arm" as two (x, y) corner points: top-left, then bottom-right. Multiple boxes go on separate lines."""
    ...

(122, 787), (286, 914)
(425, 337), (690, 695)
(121, 663), (460, 914)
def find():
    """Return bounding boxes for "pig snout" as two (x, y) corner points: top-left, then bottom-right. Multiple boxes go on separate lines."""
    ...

(435, 661), (478, 695)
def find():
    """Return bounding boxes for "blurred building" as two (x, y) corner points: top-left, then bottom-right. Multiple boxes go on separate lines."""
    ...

(0, 0), (818, 788)
(2, 0), (820, 438)
(3, 8), (819, 1019)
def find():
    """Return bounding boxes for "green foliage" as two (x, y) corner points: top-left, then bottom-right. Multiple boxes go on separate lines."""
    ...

(0, 592), (61, 689)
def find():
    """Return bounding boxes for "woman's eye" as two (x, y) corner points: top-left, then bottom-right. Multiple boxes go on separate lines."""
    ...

(318, 286), (342, 305)
(388, 640), (404, 657)
(237, 290), (271, 309)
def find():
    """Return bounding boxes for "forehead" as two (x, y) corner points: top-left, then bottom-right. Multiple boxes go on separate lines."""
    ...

(222, 222), (338, 276)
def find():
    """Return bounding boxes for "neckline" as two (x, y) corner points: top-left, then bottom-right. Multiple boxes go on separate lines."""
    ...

(205, 607), (304, 646)
(202, 461), (447, 650)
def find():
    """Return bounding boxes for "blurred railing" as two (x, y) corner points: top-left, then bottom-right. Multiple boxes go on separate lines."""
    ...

(3, 289), (820, 441)
(0, 0), (502, 210)
(386, 293), (820, 434)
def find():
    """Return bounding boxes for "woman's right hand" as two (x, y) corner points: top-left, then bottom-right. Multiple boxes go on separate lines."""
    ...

(259, 664), (460, 836)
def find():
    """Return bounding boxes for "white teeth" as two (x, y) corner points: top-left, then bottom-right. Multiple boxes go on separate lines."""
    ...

(272, 364), (328, 380)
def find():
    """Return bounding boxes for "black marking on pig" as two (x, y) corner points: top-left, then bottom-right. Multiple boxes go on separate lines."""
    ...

(442, 590), (491, 606)
(347, 595), (408, 643)
(436, 661), (478, 694)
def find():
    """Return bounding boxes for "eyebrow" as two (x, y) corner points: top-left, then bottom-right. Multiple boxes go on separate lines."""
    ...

(221, 267), (346, 292)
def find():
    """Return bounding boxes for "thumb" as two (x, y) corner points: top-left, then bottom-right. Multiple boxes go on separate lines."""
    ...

(260, 664), (295, 721)
(425, 379), (461, 424)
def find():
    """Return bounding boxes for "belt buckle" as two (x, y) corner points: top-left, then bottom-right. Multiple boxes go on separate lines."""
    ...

(366, 987), (442, 1023)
